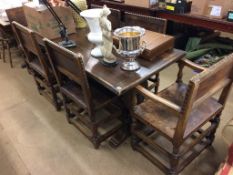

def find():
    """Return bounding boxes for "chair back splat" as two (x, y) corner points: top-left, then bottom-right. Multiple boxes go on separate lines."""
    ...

(90, 4), (121, 30)
(123, 12), (167, 33)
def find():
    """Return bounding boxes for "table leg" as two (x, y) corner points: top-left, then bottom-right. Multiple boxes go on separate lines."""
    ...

(109, 91), (133, 148)
(108, 83), (145, 148)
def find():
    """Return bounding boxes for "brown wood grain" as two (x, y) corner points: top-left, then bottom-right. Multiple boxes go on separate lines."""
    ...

(141, 30), (174, 61)
(53, 28), (185, 95)
(89, 0), (233, 33)
(131, 53), (233, 175)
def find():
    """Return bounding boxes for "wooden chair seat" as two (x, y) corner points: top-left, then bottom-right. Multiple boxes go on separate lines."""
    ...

(134, 82), (223, 140)
(30, 60), (58, 88)
(60, 80), (115, 110)
(30, 58), (46, 77)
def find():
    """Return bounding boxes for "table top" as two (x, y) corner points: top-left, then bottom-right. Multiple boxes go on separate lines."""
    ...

(156, 11), (233, 34)
(54, 28), (185, 95)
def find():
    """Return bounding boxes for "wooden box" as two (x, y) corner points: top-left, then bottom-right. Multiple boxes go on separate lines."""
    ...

(140, 30), (175, 61)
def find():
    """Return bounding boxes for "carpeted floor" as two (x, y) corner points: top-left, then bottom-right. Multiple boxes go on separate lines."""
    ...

(0, 54), (232, 175)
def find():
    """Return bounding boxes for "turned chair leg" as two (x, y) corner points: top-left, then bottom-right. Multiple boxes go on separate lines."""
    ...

(169, 146), (180, 175)
(0, 40), (3, 61)
(0, 44), (1, 60)
(7, 42), (13, 68)
(154, 73), (160, 94)
(50, 85), (61, 111)
(62, 95), (73, 123)
(32, 73), (43, 95)
(92, 125), (100, 149)
(148, 73), (160, 94)
(131, 118), (142, 150)
(2, 41), (6, 63)
(206, 113), (221, 145)
(131, 134), (140, 150)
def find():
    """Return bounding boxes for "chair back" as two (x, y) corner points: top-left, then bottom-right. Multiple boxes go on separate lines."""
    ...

(176, 54), (233, 140)
(12, 21), (37, 55)
(43, 38), (92, 113)
(5, 7), (27, 50)
(123, 12), (167, 33)
(90, 4), (121, 30)
(188, 54), (233, 108)
(108, 8), (121, 30)
(12, 21), (49, 77)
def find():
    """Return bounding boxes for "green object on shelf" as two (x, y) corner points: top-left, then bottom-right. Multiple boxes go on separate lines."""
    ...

(185, 37), (201, 52)
(196, 43), (233, 51)
(186, 48), (212, 60)
(185, 36), (233, 67)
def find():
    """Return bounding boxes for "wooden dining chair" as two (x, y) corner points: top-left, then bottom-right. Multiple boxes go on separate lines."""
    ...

(0, 27), (15, 68)
(43, 38), (123, 149)
(0, 7), (27, 68)
(90, 4), (121, 30)
(122, 12), (168, 93)
(12, 21), (61, 111)
(122, 12), (167, 33)
(131, 54), (233, 175)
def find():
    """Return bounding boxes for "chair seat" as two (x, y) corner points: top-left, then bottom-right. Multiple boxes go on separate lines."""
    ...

(60, 80), (115, 111)
(134, 83), (223, 140)
(30, 59), (46, 77)
(29, 58), (55, 83)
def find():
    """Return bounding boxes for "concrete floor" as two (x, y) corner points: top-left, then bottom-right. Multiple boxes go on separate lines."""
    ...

(0, 55), (232, 175)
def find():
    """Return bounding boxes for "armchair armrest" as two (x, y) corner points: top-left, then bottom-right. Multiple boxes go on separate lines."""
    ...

(135, 85), (181, 114)
(179, 58), (207, 72)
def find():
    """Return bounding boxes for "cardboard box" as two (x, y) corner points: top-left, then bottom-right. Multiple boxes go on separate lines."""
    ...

(5, 6), (27, 26)
(124, 0), (157, 8)
(191, 0), (209, 15)
(23, 2), (76, 39)
(205, 0), (233, 19)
